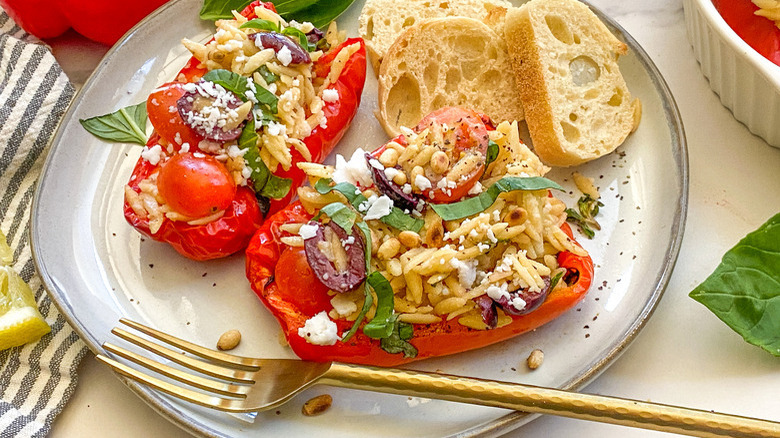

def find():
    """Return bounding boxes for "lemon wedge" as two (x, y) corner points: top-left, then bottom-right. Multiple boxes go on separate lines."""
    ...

(0, 231), (50, 350)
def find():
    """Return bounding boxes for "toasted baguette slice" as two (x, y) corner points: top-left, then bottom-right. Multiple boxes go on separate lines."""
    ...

(505, 0), (640, 167)
(377, 17), (524, 137)
(358, 0), (511, 72)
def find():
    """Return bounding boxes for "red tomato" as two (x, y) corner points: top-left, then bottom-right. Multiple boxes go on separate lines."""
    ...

(414, 107), (490, 203)
(713, 0), (780, 66)
(157, 153), (236, 218)
(274, 247), (333, 316)
(147, 82), (203, 149)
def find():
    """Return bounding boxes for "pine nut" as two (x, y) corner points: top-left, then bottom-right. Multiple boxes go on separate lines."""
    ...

(430, 151), (450, 174)
(397, 230), (421, 248)
(379, 148), (400, 167)
(526, 349), (544, 370)
(217, 330), (241, 351)
(377, 238), (401, 260)
(302, 394), (332, 416)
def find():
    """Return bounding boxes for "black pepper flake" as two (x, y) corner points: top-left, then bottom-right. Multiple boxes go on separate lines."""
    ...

(584, 325), (590, 329)
(186, 321), (191, 325)
(202, 272), (207, 277)
(619, 219), (624, 223)
(140, 238), (146, 242)
(576, 308), (582, 312)
(276, 411), (281, 415)
(511, 367), (517, 371)
(599, 175), (604, 179)
(632, 255), (637, 260)
(622, 181), (628, 185)
(593, 315), (598, 321)
(598, 286), (603, 290)
(212, 282), (217, 287)
(112, 233), (116, 237)
(148, 264), (154, 268)
(585, 333), (590, 338)
(595, 297), (600, 301)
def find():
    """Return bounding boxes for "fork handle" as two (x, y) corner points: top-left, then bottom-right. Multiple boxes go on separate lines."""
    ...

(319, 363), (779, 438)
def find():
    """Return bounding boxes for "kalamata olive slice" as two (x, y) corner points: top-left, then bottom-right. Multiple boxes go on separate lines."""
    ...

(497, 276), (551, 316)
(250, 32), (311, 65)
(176, 84), (246, 142)
(306, 27), (325, 45)
(366, 153), (420, 211)
(304, 221), (366, 293)
(475, 295), (498, 329)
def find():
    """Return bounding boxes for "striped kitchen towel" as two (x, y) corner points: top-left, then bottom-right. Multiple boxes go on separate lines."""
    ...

(0, 11), (89, 438)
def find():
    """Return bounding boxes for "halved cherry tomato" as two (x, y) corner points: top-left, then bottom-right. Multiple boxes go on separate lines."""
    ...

(147, 82), (203, 149)
(414, 107), (490, 203)
(275, 246), (333, 316)
(157, 153), (236, 218)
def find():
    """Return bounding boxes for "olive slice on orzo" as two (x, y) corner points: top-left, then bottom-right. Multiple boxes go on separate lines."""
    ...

(176, 83), (248, 142)
(303, 221), (366, 293)
(250, 32), (311, 65)
(366, 153), (420, 212)
(496, 276), (551, 316)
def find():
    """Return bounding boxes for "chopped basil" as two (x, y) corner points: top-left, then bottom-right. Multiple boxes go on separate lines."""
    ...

(362, 272), (395, 339)
(281, 26), (316, 52)
(431, 176), (564, 221)
(255, 65), (279, 84)
(202, 69), (249, 97)
(79, 102), (148, 145)
(253, 85), (279, 115)
(240, 120), (292, 199)
(341, 222), (373, 342)
(200, 0), (355, 29)
(379, 318), (418, 358)
(485, 140), (499, 167)
(565, 194), (603, 239)
(238, 18), (280, 32)
(690, 213), (780, 357)
(549, 270), (564, 291)
(320, 202), (357, 234)
(315, 179), (423, 232)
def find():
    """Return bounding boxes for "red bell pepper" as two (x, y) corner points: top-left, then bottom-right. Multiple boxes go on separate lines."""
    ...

(245, 202), (593, 367)
(123, 3), (367, 260)
(0, 0), (170, 45)
(713, 0), (780, 66)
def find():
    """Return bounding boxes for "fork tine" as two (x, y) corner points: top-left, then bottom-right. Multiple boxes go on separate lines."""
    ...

(103, 342), (250, 398)
(96, 354), (253, 413)
(112, 327), (256, 383)
(120, 318), (261, 370)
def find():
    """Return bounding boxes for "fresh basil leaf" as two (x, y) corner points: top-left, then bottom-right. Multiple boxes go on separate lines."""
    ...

(341, 222), (373, 342)
(565, 208), (595, 239)
(256, 65), (279, 84)
(79, 102), (148, 145)
(485, 140), (499, 167)
(549, 270), (564, 291)
(240, 120), (292, 199)
(239, 18), (280, 32)
(690, 213), (780, 357)
(253, 85), (279, 114)
(199, 0), (251, 20)
(320, 202), (357, 233)
(281, 26), (315, 52)
(380, 318), (418, 358)
(314, 179), (368, 210)
(272, 0), (317, 15)
(431, 176), (564, 221)
(202, 69), (249, 98)
(380, 208), (424, 233)
(566, 194), (602, 239)
(362, 272), (395, 339)
(281, 0), (356, 29)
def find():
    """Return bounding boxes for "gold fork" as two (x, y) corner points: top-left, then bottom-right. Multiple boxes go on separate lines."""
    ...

(97, 318), (780, 438)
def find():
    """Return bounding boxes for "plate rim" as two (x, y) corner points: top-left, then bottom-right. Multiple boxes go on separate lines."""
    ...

(30, 0), (688, 436)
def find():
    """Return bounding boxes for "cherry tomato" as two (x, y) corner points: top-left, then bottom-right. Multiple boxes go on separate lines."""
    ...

(274, 246), (333, 316)
(157, 153), (236, 218)
(147, 82), (203, 149)
(414, 107), (490, 203)
(713, 0), (780, 66)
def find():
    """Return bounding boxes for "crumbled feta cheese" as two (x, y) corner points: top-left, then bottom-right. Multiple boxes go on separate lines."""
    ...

(450, 258), (477, 288)
(364, 195), (394, 220)
(180, 142), (190, 153)
(486, 283), (510, 302)
(277, 45), (293, 66)
(322, 88), (340, 103)
(266, 121), (286, 136)
(415, 174), (432, 191)
(299, 224), (319, 240)
(298, 312), (339, 345)
(477, 242), (490, 252)
(469, 181), (483, 195)
(510, 296), (527, 311)
(330, 294), (358, 318)
(174, 132), (182, 145)
(227, 145), (247, 158)
(384, 167), (401, 181)
(332, 148), (372, 187)
(368, 158), (384, 170)
(402, 184), (412, 194)
(140, 145), (163, 165)
(341, 236), (355, 247)
(487, 229), (497, 243)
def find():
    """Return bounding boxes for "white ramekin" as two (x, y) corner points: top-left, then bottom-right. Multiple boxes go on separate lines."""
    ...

(684, 0), (780, 148)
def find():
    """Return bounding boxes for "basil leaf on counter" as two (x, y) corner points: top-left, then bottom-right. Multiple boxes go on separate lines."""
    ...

(79, 102), (148, 145)
(341, 222), (373, 342)
(240, 120), (292, 199)
(690, 213), (780, 357)
(362, 272), (395, 339)
(239, 18), (280, 32)
(431, 176), (564, 221)
(380, 318), (417, 358)
(485, 140), (499, 167)
(320, 202), (357, 233)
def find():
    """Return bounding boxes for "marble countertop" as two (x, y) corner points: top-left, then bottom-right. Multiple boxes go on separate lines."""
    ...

(47, 0), (780, 437)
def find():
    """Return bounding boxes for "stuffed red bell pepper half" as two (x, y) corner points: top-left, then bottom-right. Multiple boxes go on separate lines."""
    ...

(245, 107), (594, 366)
(120, 2), (367, 260)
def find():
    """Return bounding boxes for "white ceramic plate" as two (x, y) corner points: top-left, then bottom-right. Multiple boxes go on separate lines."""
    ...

(32, 1), (687, 436)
